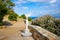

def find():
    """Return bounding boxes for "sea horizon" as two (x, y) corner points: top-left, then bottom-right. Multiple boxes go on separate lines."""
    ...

(30, 16), (60, 19)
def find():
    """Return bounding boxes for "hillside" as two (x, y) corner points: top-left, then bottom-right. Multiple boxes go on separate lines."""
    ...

(32, 15), (60, 36)
(0, 15), (34, 40)
(2, 15), (26, 30)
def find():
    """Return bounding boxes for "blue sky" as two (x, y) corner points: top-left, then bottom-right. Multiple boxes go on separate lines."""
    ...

(12, 0), (60, 17)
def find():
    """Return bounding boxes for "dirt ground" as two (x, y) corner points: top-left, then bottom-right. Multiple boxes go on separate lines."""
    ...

(0, 17), (34, 40)
(0, 28), (34, 40)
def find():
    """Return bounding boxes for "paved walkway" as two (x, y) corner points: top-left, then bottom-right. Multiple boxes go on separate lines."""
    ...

(0, 28), (34, 40)
(0, 17), (34, 40)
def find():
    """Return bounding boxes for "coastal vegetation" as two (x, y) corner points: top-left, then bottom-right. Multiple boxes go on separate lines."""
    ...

(20, 14), (32, 21)
(20, 14), (26, 19)
(0, 0), (15, 26)
(32, 15), (60, 36)
(8, 13), (18, 21)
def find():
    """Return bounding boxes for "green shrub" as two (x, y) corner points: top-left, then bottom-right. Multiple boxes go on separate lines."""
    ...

(28, 17), (32, 21)
(0, 0), (15, 26)
(8, 13), (18, 21)
(32, 15), (60, 36)
(0, 22), (3, 26)
(20, 14), (32, 21)
(20, 14), (26, 19)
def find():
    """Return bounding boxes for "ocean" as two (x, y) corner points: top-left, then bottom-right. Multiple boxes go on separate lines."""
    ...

(30, 16), (60, 19)
(30, 17), (37, 19)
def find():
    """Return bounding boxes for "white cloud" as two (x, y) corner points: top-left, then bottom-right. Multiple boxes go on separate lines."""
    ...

(13, 0), (57, 4)
(13, 0), (50, 4)
(27, 0), (48, 2)
(22, 6), (28, 10)
(27, 0), (57, 3)
(49, 0), (57, 7)
(13, 6), (19, 10)
(50, 0), (56, 4)
(13, 0), (58, 10)
(13, 0), (27, 4)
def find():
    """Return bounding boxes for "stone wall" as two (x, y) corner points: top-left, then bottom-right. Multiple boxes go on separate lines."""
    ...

(29, 25), (59, 40)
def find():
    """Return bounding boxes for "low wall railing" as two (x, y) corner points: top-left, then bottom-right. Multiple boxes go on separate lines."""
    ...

(29, 25), (59, 40)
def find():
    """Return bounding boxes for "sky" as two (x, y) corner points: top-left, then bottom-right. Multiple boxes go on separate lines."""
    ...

(12, 0), (60, 17)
